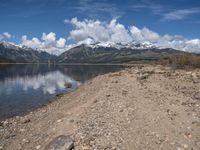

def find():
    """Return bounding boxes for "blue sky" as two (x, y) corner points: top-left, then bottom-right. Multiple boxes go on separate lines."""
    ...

(0, 0), (200, 54)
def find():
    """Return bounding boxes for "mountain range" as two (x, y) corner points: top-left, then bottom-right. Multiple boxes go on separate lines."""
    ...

(0, 42), (55, 63)
(57, 42), (186, 63)
(0, 41), (189, 64)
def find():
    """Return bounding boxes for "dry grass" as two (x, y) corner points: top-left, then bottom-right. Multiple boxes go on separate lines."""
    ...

(157, 53), (200, 68)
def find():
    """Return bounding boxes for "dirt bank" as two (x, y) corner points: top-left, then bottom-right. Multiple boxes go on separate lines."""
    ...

(0, 65), (200, 150)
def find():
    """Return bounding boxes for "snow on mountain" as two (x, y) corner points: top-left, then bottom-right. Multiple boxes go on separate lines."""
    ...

(86, 41), (159, 50)
(0, 41), (56, 62)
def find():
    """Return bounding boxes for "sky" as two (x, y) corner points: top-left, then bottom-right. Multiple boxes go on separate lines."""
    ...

(0, 0), (200, 55)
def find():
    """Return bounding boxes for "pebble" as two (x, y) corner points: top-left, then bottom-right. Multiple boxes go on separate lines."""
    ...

(3, 120), (9, 127)
(82, 146), (90, 150)
(22, 139), (29, 143)
(69, 119), (74, 123)
(177, 147), (183, 150)
(20, 117), (31, 124)
(106, 94), (111, 97)
(57, 119), (62, 123)
(93, 99), (98, 103)
(119, 109), (124, 112)
(42, 110), (47, 113)
(182, 144), (188, 149)
(20, 128), (26, 132)
(36, 145), (41, 149)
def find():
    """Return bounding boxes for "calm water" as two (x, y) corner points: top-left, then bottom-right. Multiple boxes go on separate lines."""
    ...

(0, 64), (124, 120)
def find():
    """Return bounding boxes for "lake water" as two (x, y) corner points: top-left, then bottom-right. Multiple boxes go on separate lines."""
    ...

(0, 64), (124, 121)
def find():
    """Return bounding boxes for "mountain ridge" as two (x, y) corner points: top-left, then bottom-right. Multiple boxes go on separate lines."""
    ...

(0, 41), (196, 64)
(57, 43), (187, 63)
(0, 42), (56, 63)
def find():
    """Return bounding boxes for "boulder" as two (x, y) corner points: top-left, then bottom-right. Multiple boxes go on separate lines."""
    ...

(45, 135), (74, 150)
(64, 83), (72, 88)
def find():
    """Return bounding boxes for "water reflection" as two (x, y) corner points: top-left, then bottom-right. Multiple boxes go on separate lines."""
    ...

(0, 64), (124, 120)
(0, 71), (77, 95)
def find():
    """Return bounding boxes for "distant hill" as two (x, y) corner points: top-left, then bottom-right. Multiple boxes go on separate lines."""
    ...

(0, 42), (56, 63)
(57, 43), (187, 64)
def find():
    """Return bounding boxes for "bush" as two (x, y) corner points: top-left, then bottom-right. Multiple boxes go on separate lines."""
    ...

(157, 53), (200, 68)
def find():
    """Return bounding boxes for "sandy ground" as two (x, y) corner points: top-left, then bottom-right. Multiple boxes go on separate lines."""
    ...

(0, 64), (200, 150)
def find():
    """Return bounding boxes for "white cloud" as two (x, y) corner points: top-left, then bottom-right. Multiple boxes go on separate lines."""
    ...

(42, 32), (56, 45)
(108, 19), (132, 43)
(21, 32), (69, 55)
(130, 26), (160, 43)
(0, 32), (12, 40)
(163, 8), (200, 21)
(66, 18), (200, 53)
(66, 18), (132, 44)
(56, 38), (66, 48)
(3, 32), (12, 39)
(22, 35), (42, 49)
(3, 18), (200, 55)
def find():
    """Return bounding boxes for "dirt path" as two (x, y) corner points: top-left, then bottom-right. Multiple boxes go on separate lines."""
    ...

(0, 65), (200, 150)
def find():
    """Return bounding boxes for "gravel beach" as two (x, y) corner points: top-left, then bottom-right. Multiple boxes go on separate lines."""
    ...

(0, 64), (200, 150)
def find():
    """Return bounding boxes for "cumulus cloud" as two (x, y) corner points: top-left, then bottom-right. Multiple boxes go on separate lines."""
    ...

(21, 32), (71, 55)
(65, 18), (200, 53)
(56, 38), (66, 48)
(65, 17), (132, 44)
(3, 18), (200, 54)
(0, 32), (12, 40)
(130, 26), (160, 43)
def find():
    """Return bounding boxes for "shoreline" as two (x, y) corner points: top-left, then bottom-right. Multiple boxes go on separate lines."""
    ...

(0, 62), (134, 66)
(0, 64), (200, 150)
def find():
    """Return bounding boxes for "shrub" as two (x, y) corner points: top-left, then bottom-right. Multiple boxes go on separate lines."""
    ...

(157, 53), (200, 68)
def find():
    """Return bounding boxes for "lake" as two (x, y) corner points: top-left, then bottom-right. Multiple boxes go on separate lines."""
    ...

(0, 64), (124, 121)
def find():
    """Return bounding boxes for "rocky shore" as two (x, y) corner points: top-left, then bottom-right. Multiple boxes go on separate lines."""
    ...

(0, 65), (200, 150)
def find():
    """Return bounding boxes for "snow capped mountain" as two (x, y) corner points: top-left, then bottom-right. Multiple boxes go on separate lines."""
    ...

(57, 42), (185, 64)
(0, 42), (56, 63)
(82, 41), (159, 50)
(1, 41), (21, 50)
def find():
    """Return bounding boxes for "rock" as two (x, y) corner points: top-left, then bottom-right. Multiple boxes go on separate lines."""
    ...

(119, 109), (124, 112)
(137, 73), (149, 80)
(182, 144), (188, 149)
(191, 73), (199, 83)
(20, 128), (26, 132)
(36, 145), (41, 149)
(93, 99), (98, 103)
(45, 135), (74, 150)
(69, 119), (74, 123)
(106, 94), (111, 97)
(56, 93), (64, 97)
(64, 83), (72, 88)
(2, 120), (9, 127)
(122, 90), (128, 96)
(22, 138), (29, 143)
(42, 109), (47, 113)
(193, 93), (200, 101)
(109, 72), (122, 77)
(176, 147), (183, 150)
(57, 119), (62, 123)
(81, 146), (90, 150)
(20, 117), (31, 124)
